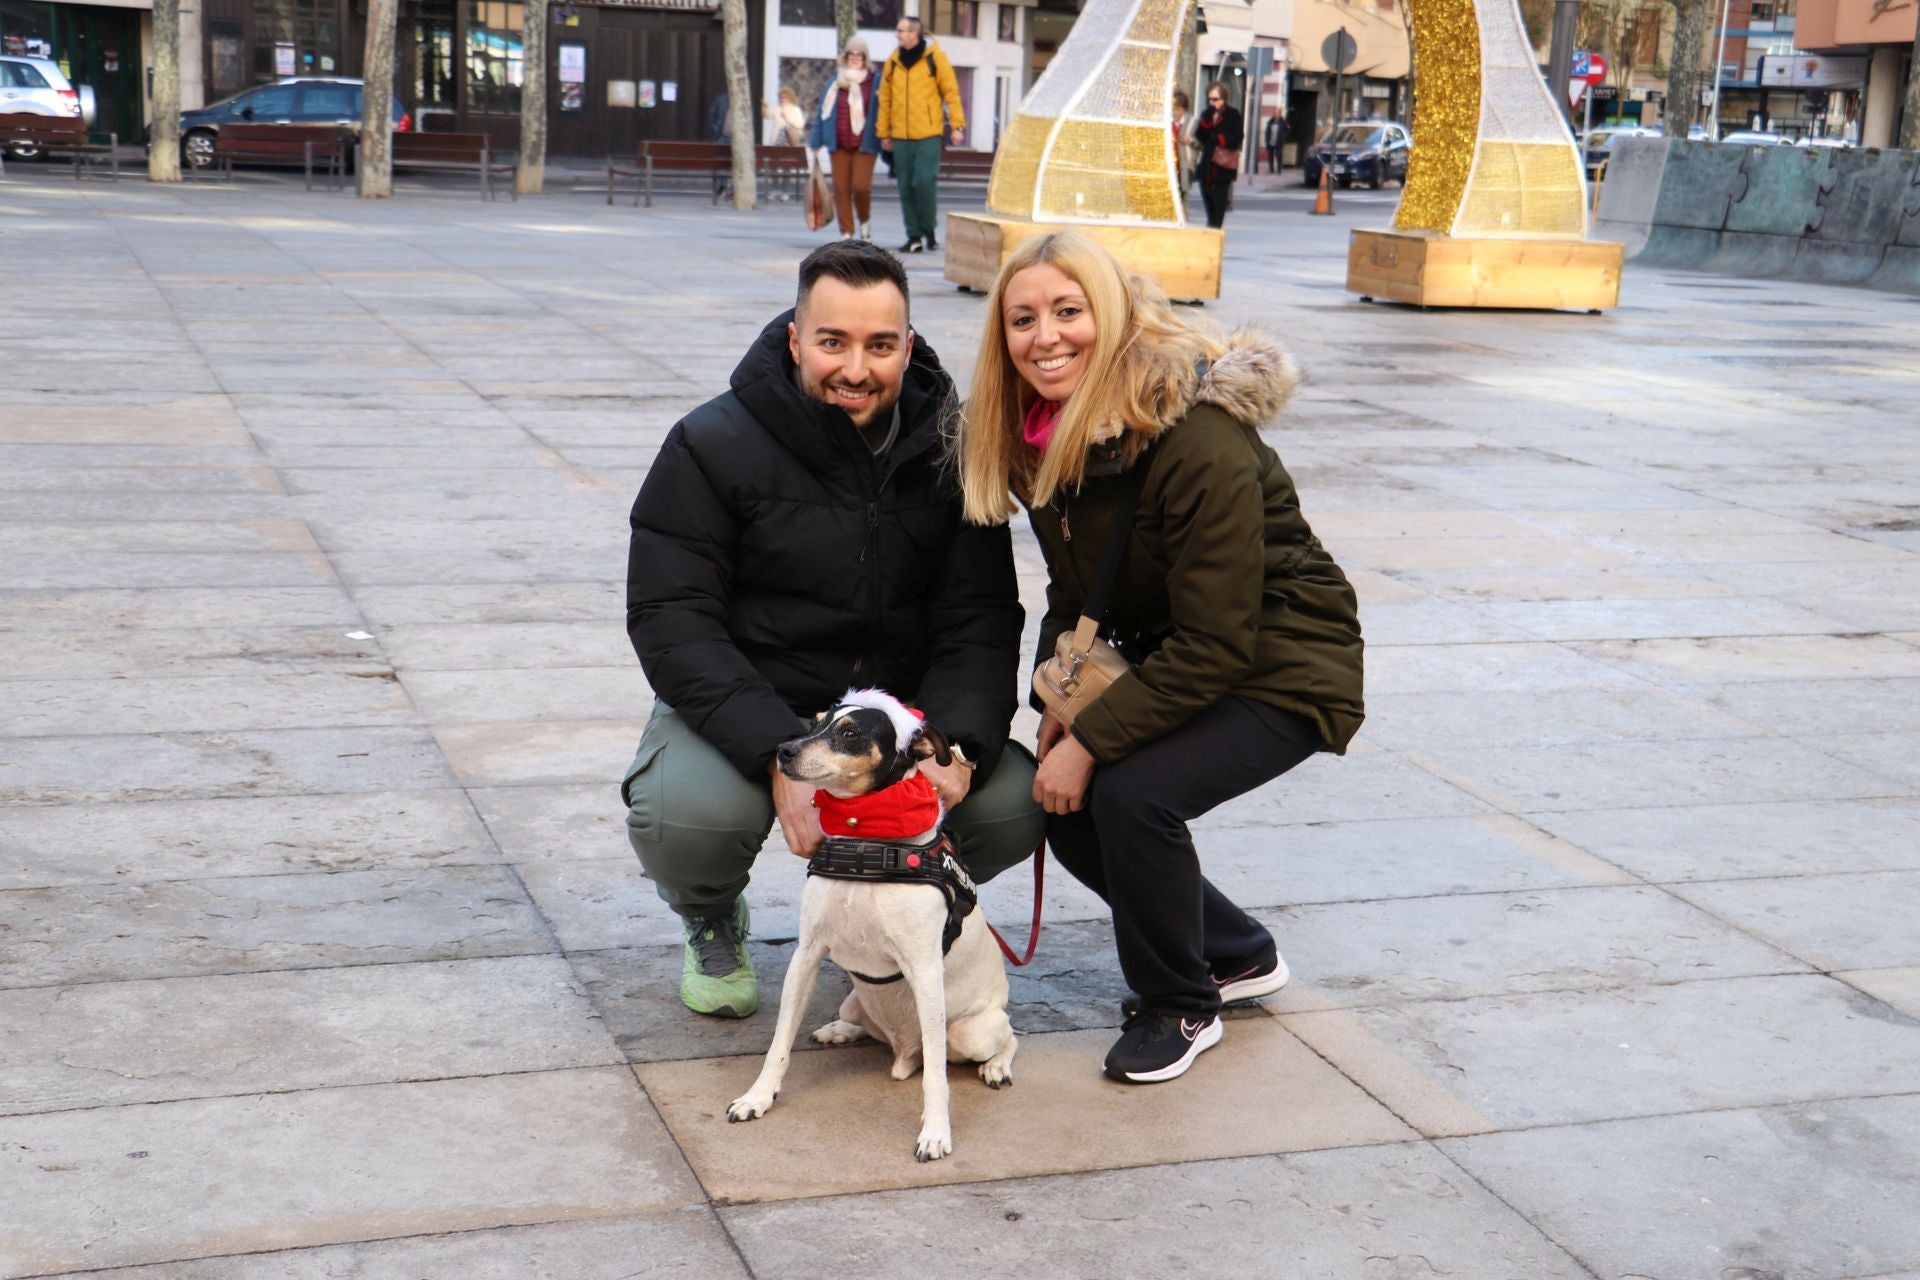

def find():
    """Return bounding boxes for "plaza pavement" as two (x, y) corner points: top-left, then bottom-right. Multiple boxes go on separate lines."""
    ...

(2, 164), (1918, 1280)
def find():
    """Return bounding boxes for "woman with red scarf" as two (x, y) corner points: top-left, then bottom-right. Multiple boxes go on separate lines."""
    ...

(1192, 83), (1243, 230)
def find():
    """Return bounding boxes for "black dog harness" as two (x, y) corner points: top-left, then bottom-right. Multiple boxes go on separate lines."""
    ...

(805, 830), (977, 985)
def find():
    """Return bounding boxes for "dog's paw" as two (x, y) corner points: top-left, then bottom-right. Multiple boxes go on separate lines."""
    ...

(913, 1124), (953, 1162)
(726, 1092), (775, 1123)
(811, 1019), (869, 1045)
(980, 1060), (1013, 1090)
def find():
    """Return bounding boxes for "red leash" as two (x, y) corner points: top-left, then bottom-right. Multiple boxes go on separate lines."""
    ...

(984, 842), (1045, 967)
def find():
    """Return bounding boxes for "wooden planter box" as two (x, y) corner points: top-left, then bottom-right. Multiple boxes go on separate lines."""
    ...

(946, 212), (1225, 301)
(1346, 229), (1623, 311)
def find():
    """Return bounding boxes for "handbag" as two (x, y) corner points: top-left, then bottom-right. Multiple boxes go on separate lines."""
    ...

(805, 155), (832, 232)
(1032, 449), (1155, 729)
(1211, 142), (1241, 172)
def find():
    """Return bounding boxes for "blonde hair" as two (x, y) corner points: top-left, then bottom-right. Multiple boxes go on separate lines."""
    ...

(958, 231), (1222, 526)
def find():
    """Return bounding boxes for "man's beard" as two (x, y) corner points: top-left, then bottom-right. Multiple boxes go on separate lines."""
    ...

(804, 373), (901, 429)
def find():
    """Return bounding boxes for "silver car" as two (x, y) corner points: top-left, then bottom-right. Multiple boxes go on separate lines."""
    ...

(1, 54), (96, 159)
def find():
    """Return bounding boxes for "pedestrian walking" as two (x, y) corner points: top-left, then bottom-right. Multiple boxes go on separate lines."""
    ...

(621, 240), (1042, 1020)
(1169, 89), (1196, 191)
(877, 16), (966, 253)
(1263, 111), (1286, 173)
(764, 87), (808, 146)
(1193, 83), (1243, 229)
(809, 39), (882, 239)
(709, 92), (732, 144)
(952, 230), (1364, 1083)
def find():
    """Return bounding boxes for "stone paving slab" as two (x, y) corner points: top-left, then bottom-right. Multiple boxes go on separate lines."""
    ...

(0, 587), (361, 632)
(635, 1021), (1414, 1204)
(48, 1212), (752, 1280)
(0, 727), (458, 806)
(348, 581), (625, 627)
(2, 672), (417, 737)
(399, 667), (648, 725)
(1286, 974), (1920, 1131)
(720, 1143), (1590, 1280)
(1838, 967), (1920, 1018)
(466, 783), (627, 864)
(1359, 684), (1764, 751)
(1532, 798), (1920, 881)
(0, 954), (618, 1115)
(0, 790), (499, 889)
(0, 1067), (701, 1278)
(1673, 870), (1920, 972)
(0, 551), (341, 591)
(1259, 884), (1808, 1010)
(0, 865), (549, 989)
(430, 719), (643, 789)
(1443, 1096), (1920, 1280)
(379, 622), (634, 671)
(1405, 735), (1901, 813)
(0, 626), (387, 681)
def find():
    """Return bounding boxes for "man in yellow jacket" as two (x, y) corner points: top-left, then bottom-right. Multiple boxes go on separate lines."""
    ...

(878, 16), (966, 253)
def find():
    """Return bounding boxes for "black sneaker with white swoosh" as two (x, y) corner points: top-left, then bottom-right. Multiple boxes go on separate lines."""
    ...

(1103, 1011), (1224, 1083)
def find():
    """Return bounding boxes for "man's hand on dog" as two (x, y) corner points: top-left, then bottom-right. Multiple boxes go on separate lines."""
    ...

(1033, 713), (1095, 814)
(770, 760), (826, 856)
(919, 756), (974, 810)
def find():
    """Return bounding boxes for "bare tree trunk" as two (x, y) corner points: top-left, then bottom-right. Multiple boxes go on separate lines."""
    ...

(148, 0), (181, 182)
(517, 0), (547, 194)
(1901, 25), (1920, 149)
(359, 0), (397, 197)
(836, 0), (856, 56)
(723, 0), (756, 209)
(1664, 0), (1710, 135)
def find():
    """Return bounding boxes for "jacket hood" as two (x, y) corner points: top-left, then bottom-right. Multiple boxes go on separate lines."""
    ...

(1100, 327), (1300, 442)
(729, 308), (952, 467)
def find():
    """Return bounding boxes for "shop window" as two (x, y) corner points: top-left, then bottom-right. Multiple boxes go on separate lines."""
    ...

(779, 0), (833, 26)
(858, 0), (902, 25)
(466, 0), (524, 115)
(997, 4), (1016, 42)
(927, 0), (978, 38)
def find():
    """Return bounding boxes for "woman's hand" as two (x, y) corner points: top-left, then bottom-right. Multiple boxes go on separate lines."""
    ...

(1033, 730), (1096, 814)
(769, 759), (825, 857)
(1036, 711), (1067, 761)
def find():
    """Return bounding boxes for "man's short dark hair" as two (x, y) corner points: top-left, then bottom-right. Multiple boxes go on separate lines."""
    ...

(796, 241), (911, 320)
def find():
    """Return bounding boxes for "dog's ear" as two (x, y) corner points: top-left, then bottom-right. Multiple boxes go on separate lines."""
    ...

(909, 722), (953, 767)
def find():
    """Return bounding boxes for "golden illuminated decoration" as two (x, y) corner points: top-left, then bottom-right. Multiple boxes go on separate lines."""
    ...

(1393, 0), (1587, 237)
(987, 0), (1190, 226)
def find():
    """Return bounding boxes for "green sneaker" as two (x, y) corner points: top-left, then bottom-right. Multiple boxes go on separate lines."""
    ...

(680, 898), (758, 1018)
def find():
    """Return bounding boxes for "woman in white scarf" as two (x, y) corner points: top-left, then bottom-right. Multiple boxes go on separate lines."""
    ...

(764, 87), (808, 146)
(806, 38), (882, 239)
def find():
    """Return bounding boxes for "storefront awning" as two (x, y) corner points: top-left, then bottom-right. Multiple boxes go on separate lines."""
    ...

(1289, 0), (1410, 79)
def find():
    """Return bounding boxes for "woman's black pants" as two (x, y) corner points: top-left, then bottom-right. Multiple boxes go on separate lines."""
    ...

(1045, 696), (1322, 1017)
(1200, 169), (1234, 228)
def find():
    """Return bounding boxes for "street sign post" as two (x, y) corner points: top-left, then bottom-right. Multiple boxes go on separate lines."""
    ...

(1322, 28), (1357, 131)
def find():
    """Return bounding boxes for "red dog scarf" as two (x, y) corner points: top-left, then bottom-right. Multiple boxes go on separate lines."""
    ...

(814, 772), (941, 839)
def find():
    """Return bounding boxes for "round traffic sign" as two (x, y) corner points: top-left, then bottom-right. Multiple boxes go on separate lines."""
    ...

(1321, 29), (1358, 73)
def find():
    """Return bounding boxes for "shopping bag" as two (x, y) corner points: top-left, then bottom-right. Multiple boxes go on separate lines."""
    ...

(805, 159), (832, 232)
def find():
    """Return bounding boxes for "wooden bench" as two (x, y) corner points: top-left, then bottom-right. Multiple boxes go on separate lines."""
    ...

(0, 113), (117, 180)
(390, 131), (518, 201)
(608, 140), (731, 207)
(212, 123), (349, 191)
(938, 148), (994, 188)
(606, 140), (818, 208)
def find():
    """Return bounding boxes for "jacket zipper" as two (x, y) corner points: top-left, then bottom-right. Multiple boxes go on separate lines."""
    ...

(853, 457), (905, 682)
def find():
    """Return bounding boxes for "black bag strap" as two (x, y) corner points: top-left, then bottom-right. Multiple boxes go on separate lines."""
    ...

(1079, 443), (1158, 627)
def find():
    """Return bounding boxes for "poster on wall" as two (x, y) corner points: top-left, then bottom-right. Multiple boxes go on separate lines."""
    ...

(275, 42), (296, 77)
(639, 80), (657, 108)
(662, 81), (677, 102)
(558, 42), (586, 112)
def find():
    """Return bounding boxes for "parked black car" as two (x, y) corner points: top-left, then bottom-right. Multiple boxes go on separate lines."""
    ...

(1302, 121), (1412, 190)
(170, 77), (410, 169)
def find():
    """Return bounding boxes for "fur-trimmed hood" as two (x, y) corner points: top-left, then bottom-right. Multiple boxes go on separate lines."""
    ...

(1093, 328), (1301, 443)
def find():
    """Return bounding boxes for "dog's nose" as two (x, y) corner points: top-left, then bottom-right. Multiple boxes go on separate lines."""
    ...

(776, 742), (799, 764)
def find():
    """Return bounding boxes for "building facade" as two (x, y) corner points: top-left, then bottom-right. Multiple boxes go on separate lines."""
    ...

(1792, 0), (1909, 144)
(2, 0), (150, 141)
(758, 0), (1033, 152)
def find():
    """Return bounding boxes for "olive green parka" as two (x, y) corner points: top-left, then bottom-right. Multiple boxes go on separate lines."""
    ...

(1029, 329), (1364, 763)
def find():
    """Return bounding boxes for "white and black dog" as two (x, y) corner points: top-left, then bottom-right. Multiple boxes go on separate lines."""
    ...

(725, 689), (1016, 1162)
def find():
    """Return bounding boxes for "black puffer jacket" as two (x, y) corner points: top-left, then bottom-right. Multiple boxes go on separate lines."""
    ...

(627, 312), (1023, 780)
